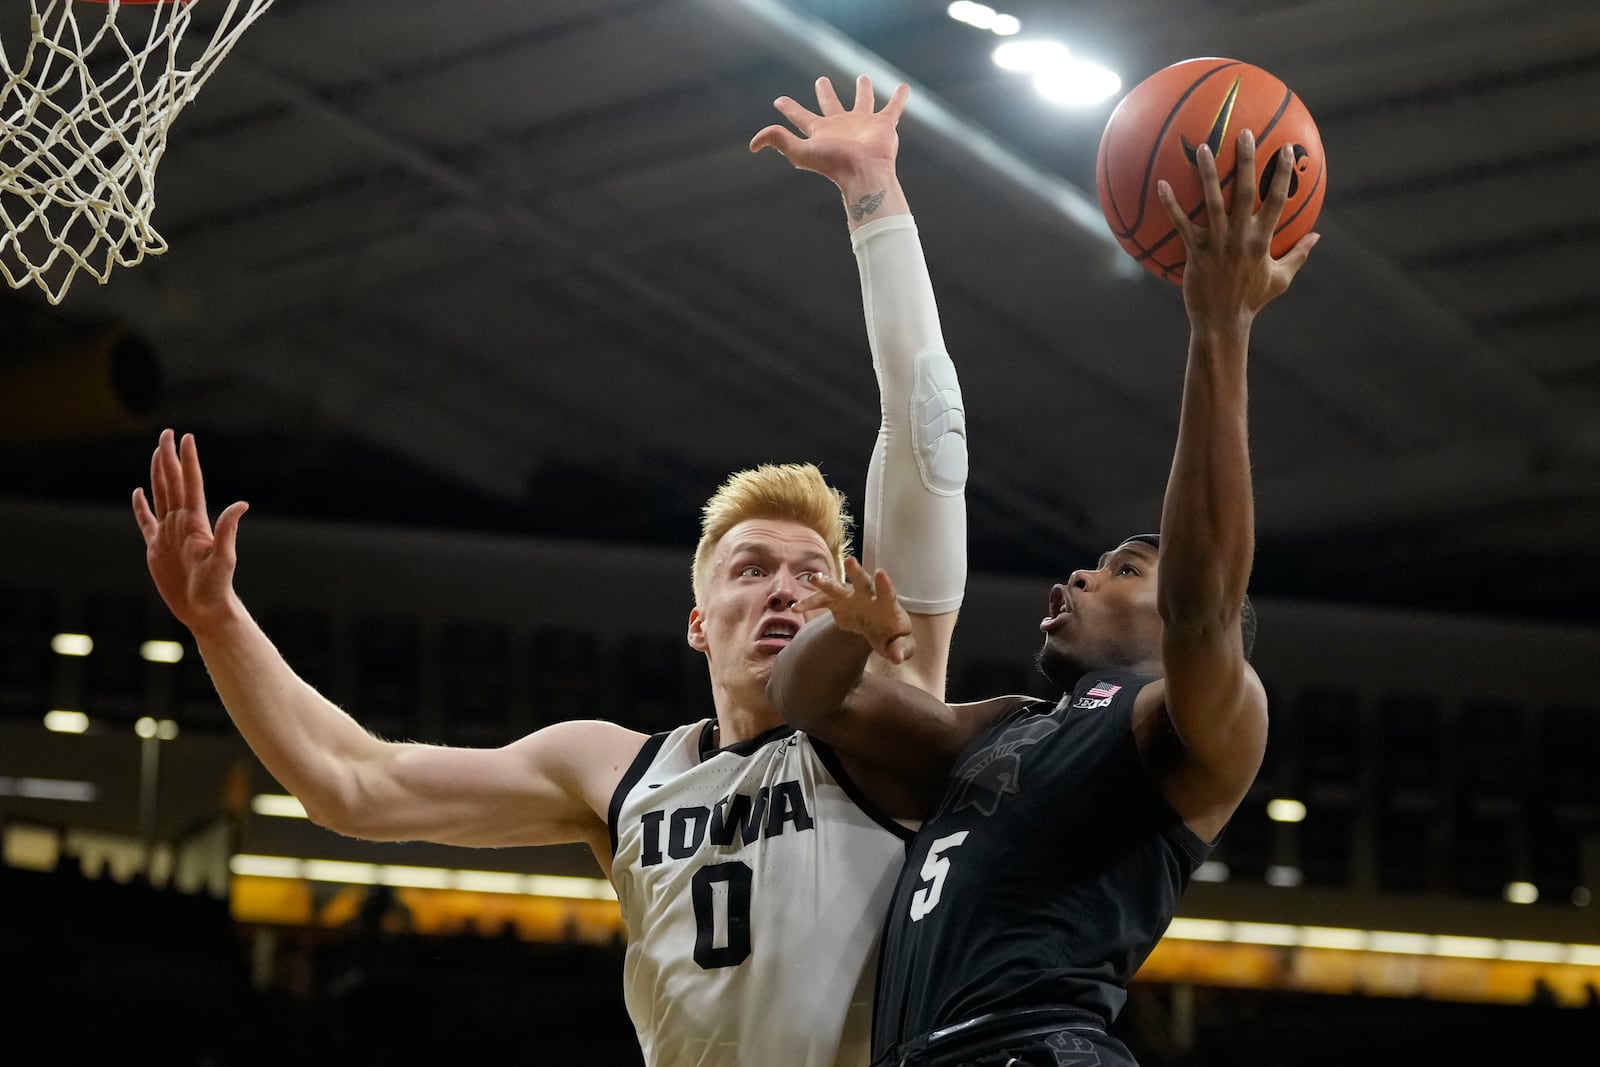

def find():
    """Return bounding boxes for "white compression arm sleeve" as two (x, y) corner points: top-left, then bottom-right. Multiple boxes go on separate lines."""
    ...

(852, 213), (968, 615)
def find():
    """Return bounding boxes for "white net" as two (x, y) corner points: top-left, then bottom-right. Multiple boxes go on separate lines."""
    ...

(1, 0), (276, 304)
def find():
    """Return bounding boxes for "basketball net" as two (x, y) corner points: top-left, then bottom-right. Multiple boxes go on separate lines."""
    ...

(0, 0), (276, 305)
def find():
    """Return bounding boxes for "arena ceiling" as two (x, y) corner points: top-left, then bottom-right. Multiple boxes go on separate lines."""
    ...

(3, 0), (1598, 626)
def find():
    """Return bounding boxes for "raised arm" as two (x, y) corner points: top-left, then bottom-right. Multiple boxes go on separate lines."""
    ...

(1147, 131), (1317, 809)
(752, 75), (967, 701)
(131, 430), (636, 865)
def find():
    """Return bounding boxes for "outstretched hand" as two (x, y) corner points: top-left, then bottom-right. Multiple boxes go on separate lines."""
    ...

(796, 556), (917, 665)
(1157, 128), (1319, 325)
(750, 75), (909, 197)
(131, 429), (249, 633)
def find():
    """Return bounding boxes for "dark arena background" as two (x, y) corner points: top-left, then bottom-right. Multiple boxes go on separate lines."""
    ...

(2, 1), (1597, 1064)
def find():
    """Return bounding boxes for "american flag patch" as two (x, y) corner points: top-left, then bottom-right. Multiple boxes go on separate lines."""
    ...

(1086, 682), (1121, 700)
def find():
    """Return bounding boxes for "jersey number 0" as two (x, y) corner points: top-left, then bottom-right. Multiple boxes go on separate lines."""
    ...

(692, 861), (753, 968)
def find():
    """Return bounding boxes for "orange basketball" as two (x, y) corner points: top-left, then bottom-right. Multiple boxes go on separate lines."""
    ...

(1095, 57), (1326, 284)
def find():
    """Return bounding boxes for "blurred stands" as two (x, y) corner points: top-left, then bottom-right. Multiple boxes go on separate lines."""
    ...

(2, 857), (1595, 1066)
(0, 860), (641, 1066)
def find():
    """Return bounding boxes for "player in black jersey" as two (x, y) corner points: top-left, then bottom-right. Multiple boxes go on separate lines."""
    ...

(768, 129), (1317, 1067)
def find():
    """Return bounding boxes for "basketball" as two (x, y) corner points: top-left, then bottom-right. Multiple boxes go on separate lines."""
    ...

(1095, 57), (1326, 284)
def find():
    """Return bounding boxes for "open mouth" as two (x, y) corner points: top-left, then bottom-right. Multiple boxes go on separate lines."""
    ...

(1041, 585), (1072, 632)
(756, 619), (799, 649)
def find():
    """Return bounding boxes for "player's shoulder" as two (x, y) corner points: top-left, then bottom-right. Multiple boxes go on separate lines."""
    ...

(954, 693), (1044, 717)
(521, 716), (653, 745)
(506, 717), (654, 774)
(955, 693), (1048, 735)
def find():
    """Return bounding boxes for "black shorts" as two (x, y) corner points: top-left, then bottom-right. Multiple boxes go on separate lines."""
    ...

(952, 1029), (1138, 1067)
(875, 1008), (1138, 1067)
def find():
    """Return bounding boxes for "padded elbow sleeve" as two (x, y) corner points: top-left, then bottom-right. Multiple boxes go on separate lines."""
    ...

(853, 214), (968, 615)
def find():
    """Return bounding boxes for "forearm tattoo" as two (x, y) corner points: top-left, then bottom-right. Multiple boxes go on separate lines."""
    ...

(848, 190), (887, 221)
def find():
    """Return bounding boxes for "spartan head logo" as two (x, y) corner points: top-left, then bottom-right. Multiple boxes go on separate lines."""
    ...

(948, 713), (1060, 817)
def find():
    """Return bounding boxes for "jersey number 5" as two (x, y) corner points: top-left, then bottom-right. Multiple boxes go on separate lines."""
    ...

(908, 830), (969, 921)
(692, 861), (753, 968)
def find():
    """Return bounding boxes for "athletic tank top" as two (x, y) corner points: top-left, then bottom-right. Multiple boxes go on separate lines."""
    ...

(871, 670), (1212, 1054)
(610, 719), (913, 1067)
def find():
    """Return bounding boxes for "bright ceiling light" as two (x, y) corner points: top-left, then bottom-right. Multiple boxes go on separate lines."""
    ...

(947, 2), (998, 30)
(1034, 60), (1123, 107)
(251, 794), (309, 819)
(136, 717), (180, 740)
(44, 710), (89, 734)
(140, 640), (184, 664)
(1503, 881), (1539, 905)
(992, 39), (1070, 73)
(1267, 798), (1307, 823)
(51, 633), (92, 656)
(951, 2), (1022, 36)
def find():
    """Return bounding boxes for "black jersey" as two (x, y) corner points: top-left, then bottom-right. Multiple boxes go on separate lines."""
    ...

(871, 669), (1213, 1059)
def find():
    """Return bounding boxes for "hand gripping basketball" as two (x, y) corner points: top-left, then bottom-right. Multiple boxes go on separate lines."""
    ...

(1096, 57), (1326, 284)
(1156, 130), (1319, 319)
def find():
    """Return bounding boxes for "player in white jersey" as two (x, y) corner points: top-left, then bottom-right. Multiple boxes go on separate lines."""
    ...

(133, 76), (966, 1067)
(611, 718), (909, 1065)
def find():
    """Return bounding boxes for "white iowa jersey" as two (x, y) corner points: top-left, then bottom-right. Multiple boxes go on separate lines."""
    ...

(608, 719), (912, 1067)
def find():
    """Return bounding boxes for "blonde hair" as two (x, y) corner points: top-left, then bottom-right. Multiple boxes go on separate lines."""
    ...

(692, 463), (854, 606)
